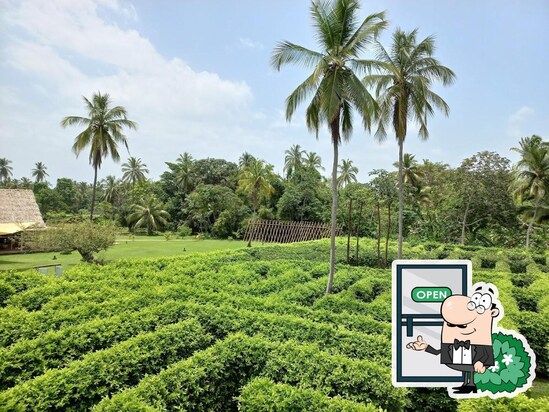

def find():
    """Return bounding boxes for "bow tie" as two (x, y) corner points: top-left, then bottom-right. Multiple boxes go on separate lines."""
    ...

(453, 339), (471, 350)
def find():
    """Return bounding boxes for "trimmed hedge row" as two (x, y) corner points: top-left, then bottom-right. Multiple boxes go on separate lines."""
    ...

(94, 334), (408, 412)
(0, 319), (212, 411)
(238, 378), (380, 411)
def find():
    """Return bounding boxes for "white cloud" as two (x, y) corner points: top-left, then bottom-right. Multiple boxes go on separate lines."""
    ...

(239, 37), (265, 50)
(507, 106), (534, 138)
(1, 0), (264, 181)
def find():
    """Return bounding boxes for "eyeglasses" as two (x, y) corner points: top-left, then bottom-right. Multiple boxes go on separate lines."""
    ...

(468, 292), (492, 314)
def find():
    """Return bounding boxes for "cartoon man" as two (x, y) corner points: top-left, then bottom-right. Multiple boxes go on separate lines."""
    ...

(407, 283), (500, 394)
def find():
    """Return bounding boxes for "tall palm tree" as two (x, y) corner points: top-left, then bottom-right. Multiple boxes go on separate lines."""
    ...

(367, 28), (455, 258)
(31, 162), (49, 183)
(337, 159), (359, 188)
(394, 153), (423, 188)
(272, 0), (386, 293)
(128, 194), (170, 235)
(283, 144), (306, 178)
(238, 159), (275, 212)
(121, 156), (148, 186)
(511, 135), (549, 248)
(18, 177), (33, 189)
(305, 152), (324, 173)
(239, 152), (256, 170)
(0, 158), (13, 183)
(101, 175), (119, 204)
(61, 92), (137, 221)
(175, 152), (194, 194)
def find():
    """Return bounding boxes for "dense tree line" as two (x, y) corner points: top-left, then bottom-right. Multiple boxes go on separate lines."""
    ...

(1, 136), (548, 250)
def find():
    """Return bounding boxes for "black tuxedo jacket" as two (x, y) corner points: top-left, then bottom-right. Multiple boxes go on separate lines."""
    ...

(426, 342), (494, 366)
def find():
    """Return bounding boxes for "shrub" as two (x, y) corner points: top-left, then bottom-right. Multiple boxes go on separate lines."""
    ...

(516, 311), (549, 378)
(0, 281), (15, 307)
(177, 224), (192, 237)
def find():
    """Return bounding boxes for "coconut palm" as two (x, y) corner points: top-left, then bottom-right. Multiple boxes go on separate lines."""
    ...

(238, 159), (275, 212)
(0, 158), (13, 183)
(394, 153), (423, 188)
(272, 0), (386, 293)
(61, 92), (137, 221)
(337, 159), (359, 188)
(305, 152), (324, 173)
(239, 152), (256, 170)
(175, 152), (194, 194)
(101, 175), (119, 204)
(367, 28), (455, 258)
(128, 194), (170, 235)
(510, 135), (549, 247)
(283, 144), (306, 178)
(122, 157), (148, 186)
(31, 162), (49, 183)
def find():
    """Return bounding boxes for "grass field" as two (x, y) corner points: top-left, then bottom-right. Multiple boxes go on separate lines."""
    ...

(0, 236), (248, 271)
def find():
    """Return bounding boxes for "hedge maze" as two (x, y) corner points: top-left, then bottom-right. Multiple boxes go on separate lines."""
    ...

(0, 239), (547, 411)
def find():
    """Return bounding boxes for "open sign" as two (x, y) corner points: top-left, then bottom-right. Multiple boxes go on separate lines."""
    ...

(412, 287), (452, 302)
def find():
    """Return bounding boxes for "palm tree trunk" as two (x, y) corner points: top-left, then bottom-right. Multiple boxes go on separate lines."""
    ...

(90, 164), (98, 222)
(376, 202), (381, 268)
(347, 197), (353, 264)
(460, 192), (472, 245)
(526, 199), (540, 248)
(355, 201), (363, 264)
(397, 138), (404, 259)
(385, 201), (391, 268)
(325, 118), (340, 295)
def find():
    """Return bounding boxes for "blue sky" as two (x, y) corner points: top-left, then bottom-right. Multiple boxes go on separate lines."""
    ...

(1, 0), (548, 183)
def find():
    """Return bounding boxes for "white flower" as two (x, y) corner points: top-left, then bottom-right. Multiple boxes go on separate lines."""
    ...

(502, 354), (513, 366)
(489, 361), (499, 372)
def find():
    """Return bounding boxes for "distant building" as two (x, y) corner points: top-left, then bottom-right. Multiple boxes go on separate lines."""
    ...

(0, 189), (46, 251)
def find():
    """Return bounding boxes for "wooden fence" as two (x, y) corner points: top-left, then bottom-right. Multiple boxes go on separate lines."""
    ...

(244, 219), (343, 244)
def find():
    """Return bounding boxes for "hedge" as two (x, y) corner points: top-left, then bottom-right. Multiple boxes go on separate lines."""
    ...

(238, 378), (380, 411)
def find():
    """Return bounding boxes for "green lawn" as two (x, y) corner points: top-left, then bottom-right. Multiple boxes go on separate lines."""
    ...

(0, 236), (248, 271)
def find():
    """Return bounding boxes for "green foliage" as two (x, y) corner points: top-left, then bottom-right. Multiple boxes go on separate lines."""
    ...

(0, 281), (15, 307)
(238, 378), (379, 411)
(23, 222), (116, 263)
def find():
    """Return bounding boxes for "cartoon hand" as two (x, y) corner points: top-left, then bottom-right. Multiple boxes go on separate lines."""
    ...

(406, 335), (428, 351)
(474, 361), (486, 373)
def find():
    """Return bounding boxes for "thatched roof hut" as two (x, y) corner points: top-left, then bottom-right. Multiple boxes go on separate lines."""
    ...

(0, 189), (46, 235)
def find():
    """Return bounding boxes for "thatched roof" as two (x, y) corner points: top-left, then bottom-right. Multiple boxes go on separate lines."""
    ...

(0, 189), (45, 234)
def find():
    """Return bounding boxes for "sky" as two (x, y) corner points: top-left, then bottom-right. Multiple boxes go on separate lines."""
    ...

(1, 0), (548, 184)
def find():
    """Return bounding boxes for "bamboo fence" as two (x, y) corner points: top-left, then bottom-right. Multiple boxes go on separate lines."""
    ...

(244, 219), (343, 244)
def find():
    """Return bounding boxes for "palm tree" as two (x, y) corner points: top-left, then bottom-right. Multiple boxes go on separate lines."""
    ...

(175, 152), (194, 194)
(101, 175), (119, 204)
(128, 195), (170, 235)
(31, 162), (49, 183)
(367, 28), (455, 258)
(337, 159), (358, 188)
(239, 152), (256, 170)
(272, 0), (386, 293)
(283, 144), (306, 178)
(511, 135), (549, 248)
(238, 159), (275, 212)
(394, 153), (423, 188)
(121, 157), (148, 186)
(0, 158), (13, 183)
(61, 92), (137, 221)
(305, 152), (324, 173)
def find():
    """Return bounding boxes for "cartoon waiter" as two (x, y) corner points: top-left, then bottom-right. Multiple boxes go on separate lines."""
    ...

(407, 283), (500, 394)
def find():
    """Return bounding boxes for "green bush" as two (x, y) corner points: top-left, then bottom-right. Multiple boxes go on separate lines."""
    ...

(177, 223), (192, 237)
(516, 311), (549, 378)
(238, 378), (379, 411)
(0, 281), (15, 307)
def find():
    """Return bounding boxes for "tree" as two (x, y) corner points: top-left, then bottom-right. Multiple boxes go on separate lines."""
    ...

(239, 152), (256, 170)
(0, 158), (13, 183)
(337, 159), (358, 188)
(304, 152), (324, 174)
(238, 159), (275, 212)
(511, 135), (549, 248)
(61, 92), (137, 221)
(31, 162), (49, 183)
(24, 222), (116, 263)
(175, 152), (195, 194)
(283, 144), (306, 178)
(128, 194), (170, 235)
(18, 177), (33, 189)
(394, 153), (422, 188)
(272, 0), (386, 294)
(368, 28), (455, 258)
(121, 157), (148, 186)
